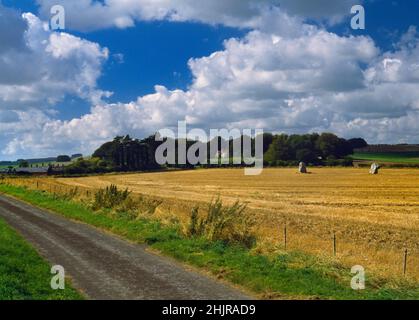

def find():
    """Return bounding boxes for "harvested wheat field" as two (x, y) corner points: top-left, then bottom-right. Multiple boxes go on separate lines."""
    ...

(9, 168), (419, 282)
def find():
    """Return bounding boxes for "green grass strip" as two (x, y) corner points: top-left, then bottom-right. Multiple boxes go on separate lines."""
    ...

(352, 152), (419, 164)
(0, 217), (83, 300)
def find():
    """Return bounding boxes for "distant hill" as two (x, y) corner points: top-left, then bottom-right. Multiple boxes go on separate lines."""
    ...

(25, 157), (57, 164)
(0, 157), (57, 168)
(0, 161), (15, 166)
(0, 156), (83, 167)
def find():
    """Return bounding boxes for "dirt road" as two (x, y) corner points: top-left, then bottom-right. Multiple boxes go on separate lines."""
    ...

(0, 195), (250, 300)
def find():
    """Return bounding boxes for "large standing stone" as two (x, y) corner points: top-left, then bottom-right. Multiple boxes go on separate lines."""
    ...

(299, 162), (308, 174)
(369, 163), (380, 175)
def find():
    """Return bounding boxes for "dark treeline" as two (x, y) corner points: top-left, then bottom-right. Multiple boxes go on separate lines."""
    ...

(65, 135), (161, 174)
(264, 133), (367, 166)
(63, 133), (367, 174)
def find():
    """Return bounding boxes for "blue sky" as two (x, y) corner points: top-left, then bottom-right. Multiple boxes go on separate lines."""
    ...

(2, 0), (246, 119)
(48, 22), (245, 120)
(0, 1), (419, 160)
(333, 1), (419, 45)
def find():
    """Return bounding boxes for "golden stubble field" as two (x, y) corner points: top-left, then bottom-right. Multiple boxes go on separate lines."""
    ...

(8, 168), (419, 282)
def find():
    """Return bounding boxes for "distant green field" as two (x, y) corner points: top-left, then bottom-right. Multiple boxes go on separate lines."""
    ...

(0, 161), (73, 170)
(352, 152), (419, 164)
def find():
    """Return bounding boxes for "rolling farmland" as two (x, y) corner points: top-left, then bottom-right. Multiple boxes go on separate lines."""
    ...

(4, 168), (419, 283)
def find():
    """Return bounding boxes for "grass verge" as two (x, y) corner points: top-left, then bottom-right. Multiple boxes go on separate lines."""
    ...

(0, 183), (417, 300)
(0, 217), (83, 300)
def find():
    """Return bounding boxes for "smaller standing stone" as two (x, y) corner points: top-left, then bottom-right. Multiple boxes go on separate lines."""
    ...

(299, 162), (308, 174)
(369, 163), (380, 175)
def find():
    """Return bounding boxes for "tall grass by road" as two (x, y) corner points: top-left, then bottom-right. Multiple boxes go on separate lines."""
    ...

(0, 183), (417, 300)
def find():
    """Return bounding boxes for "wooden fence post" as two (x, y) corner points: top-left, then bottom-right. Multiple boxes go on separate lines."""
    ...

(404, 249), (408, 276)
(284, 224), (287, 251)
(333, 232), (337, 256)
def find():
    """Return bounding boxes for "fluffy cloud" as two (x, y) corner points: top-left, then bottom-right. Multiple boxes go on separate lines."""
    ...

(2, 3), (419, 159)
(0, 5), (109, 158)
(278, 0), (362, 24)
(0, 9), (109, 110)
(8, 18), (419, 158)
(35, 0), (361, 31)
(1, 89), (191, 157)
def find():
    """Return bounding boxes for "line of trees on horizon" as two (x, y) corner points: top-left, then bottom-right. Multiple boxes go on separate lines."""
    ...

(62, 132), (368, 174)
(263, 133), (367, 166)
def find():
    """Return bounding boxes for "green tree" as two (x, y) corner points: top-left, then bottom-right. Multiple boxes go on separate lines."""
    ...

(348, 138), (368, 150)
(264, 134), (291, 162)
(262, 133), (274, 154)
(57, 155), (71, 162)
(18, 160), (29, 168)
(315, 133), (353, 159)
(296, 148), (317, 163)
(92, 135), (160, 171)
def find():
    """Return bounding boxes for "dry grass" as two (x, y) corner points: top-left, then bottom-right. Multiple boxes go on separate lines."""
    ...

(4, 167), (418, 283)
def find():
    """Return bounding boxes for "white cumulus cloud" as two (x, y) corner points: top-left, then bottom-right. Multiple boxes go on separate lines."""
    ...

(2, 3), (419, 159)
(35, 0), (362, 32)
(0, 10), (110, 110)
